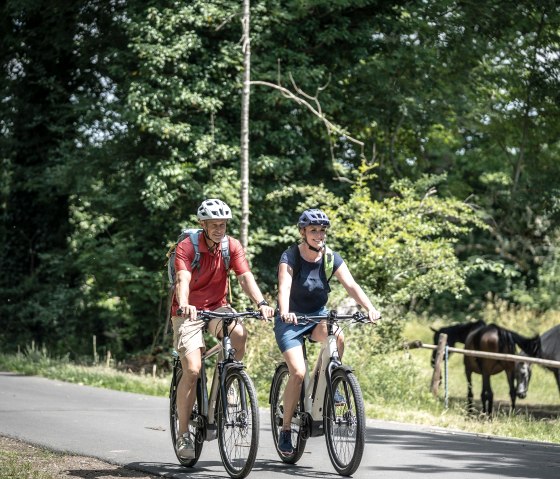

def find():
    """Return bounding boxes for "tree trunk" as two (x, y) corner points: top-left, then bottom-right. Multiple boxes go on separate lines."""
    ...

(239, 0), (251, 248)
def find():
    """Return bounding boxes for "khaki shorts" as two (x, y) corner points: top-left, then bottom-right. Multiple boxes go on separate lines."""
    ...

(172, 306), (236, 358)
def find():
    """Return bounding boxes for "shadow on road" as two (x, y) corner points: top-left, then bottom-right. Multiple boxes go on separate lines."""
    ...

(365, 423), (560, 477)
(128, 460), (343, 479)
(66, 466), (159, 478)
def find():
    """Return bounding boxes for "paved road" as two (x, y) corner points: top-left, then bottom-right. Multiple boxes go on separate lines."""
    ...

(1, 371), (559, 478)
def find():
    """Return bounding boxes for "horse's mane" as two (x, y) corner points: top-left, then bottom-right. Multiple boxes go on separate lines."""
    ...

(493, 324), (541, 358)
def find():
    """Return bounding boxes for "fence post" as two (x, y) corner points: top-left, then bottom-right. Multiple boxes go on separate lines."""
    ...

(431, 333), (447, 397)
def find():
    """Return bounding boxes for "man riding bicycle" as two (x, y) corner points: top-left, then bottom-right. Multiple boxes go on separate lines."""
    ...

(171, 198), (274, 460)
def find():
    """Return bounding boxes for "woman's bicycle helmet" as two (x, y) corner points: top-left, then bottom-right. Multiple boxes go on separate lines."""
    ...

(297, 208), (330, 228)
(197, 199), (232, 220)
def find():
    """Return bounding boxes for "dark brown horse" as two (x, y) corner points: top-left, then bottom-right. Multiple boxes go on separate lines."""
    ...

(464, 323), (541, 414)
(430, 319), (486, 367)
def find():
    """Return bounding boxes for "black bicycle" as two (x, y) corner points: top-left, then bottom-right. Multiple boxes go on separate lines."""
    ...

(270, 310), (370, 476)
(169, 309), (263, 479)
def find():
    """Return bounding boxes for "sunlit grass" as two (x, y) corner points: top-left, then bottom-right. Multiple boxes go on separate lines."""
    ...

(0, 447), (55, 479)
(0, 348), (170, 397)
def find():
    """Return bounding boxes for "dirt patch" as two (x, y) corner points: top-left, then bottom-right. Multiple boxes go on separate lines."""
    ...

(0, 436), (161, 479)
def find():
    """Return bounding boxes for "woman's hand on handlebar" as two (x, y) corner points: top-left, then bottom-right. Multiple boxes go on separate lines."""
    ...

(280, 312), (298, 325)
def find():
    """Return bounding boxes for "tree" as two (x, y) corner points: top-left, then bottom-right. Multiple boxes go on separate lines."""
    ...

(240, 0), (251, 248)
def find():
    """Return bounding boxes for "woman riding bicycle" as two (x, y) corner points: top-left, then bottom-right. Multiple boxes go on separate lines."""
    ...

(274, 208), (381, 457)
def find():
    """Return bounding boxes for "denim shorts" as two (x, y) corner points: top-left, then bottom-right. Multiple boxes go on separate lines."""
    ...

(273, 307), (328, 353)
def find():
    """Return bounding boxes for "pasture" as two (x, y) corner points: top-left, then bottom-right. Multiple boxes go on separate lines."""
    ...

(396, 312), (560, 431)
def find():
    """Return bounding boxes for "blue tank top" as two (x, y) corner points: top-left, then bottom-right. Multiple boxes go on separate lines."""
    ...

(279, 245), (343, 314)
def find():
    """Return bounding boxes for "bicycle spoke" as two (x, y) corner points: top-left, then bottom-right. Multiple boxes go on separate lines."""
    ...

(324, 370), (365, 476)
(218, 370), (259, 479)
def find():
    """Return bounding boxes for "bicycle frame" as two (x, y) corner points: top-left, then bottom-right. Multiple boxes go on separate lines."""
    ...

(193, 313), (248, 441)
(296, 311), (358, 437)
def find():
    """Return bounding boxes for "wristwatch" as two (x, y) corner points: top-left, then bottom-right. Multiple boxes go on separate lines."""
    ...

(256, 299), (269, 307)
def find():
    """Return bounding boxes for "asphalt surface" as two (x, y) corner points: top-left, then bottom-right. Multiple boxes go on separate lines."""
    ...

(1, 371), (559, 478)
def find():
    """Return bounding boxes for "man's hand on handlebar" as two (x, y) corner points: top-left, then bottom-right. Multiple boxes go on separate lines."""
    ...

(177, 305), (197, 321)
(259, 304), (275, 320)
(367, 308), (382, 324)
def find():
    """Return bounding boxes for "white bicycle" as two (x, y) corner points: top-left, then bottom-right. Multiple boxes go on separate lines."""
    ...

(269, 310), (369, 476)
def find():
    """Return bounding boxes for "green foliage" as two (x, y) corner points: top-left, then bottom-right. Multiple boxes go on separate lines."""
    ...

(1, 0), (560, 358)
(314, 164), (490, 307)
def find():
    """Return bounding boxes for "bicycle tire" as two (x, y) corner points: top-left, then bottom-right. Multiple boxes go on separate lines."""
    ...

(269, 363), (307, 464)
(169, 357), (204, 466)
(324, 369), (365, 476)
(216, 369), (259, 479)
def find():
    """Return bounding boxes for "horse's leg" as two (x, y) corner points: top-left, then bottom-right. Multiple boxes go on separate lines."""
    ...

(481, 374), (493, 414)
(507, 369), (516, 412)
(466, 367), (474, 413)
(554, 369), (560, 396)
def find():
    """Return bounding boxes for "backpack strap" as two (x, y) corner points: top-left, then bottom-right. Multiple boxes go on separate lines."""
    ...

(288, 243), (301, 277)
(189, 231), (202, 270)
(221, 235), (231, 271)
(324, 246), (335, 282)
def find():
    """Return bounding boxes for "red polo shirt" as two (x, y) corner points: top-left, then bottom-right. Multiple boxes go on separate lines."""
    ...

(172, 232), (250, 311)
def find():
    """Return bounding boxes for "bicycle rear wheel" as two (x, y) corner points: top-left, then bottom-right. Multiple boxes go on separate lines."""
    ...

(269, 363), (307, 464)
(169, 357), (204, 466)
(324, 369), (365, 476)
(216, 368), (259, 479)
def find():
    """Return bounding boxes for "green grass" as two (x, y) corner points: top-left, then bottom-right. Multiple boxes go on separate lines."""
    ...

(0, 346), (170, 397)
(0, 446), (56, 479)
(1, 309), (559, 445)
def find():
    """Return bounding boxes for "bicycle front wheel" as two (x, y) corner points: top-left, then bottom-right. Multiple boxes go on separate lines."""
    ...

(216, 369), (259, 479)
(169, 358), (204, 467)
(324, 369), (365, 476)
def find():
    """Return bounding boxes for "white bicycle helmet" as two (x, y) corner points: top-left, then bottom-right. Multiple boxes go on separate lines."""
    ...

(197, 199), (232, 220)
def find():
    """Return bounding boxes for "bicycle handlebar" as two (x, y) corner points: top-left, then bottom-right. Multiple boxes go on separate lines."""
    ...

(293, 311), (373, 323)
(176, 308), (265, 321)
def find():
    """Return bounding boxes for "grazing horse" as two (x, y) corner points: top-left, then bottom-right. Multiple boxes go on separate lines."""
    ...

(464, 323), (541, 414)
(430, 319), (486, 367)
(515, 324), (560, 397)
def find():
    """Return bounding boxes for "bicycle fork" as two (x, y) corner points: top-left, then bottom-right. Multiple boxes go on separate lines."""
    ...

(302, 335), (341, 437)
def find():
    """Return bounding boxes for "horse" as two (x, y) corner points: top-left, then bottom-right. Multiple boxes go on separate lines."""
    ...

(430, 319), (486, 367)
(515, 324), (560, 397)
(464, 323), (541, 415)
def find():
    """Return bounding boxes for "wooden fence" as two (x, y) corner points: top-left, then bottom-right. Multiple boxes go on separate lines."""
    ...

(407, 334), (560, 408)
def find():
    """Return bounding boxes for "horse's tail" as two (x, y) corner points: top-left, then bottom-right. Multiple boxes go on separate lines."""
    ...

(510, 330), (541, 358)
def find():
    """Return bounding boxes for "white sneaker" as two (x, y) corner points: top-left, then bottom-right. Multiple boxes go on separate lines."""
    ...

(176, 433), (195, 460)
